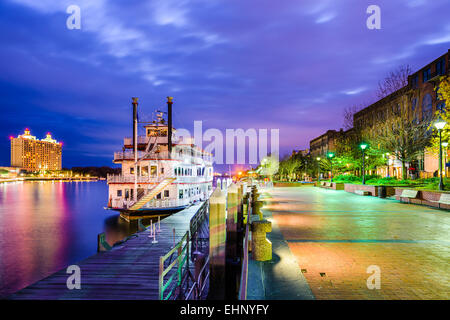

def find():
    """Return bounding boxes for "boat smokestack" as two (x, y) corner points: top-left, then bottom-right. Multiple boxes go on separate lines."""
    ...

(132, 97), (138, 154)
(167, 96), (173, 156)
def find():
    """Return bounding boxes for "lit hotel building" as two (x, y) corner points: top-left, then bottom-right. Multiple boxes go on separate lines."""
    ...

(10, 129), (62, 171)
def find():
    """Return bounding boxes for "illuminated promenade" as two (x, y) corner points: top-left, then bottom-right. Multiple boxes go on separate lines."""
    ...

(255, 187), (450, 300)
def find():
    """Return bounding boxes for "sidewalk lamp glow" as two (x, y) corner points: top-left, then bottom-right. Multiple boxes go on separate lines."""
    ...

(316, 157), (321, 181)
(434, 117), (446, 130)
(386, 152), (390, 177)
(443, 142), (449, 178)
(359, 143), (368, 184)
(434, 116), (446, 190)
(327, 152), (335, 182)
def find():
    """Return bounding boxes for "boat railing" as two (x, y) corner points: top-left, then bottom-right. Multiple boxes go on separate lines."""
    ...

(142, 198), (190, 209)
(113, 150), (213, 163)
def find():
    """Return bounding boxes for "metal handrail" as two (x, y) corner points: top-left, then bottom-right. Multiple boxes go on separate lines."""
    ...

(159, 231), (190, 300)
(185, 255), (210, 300)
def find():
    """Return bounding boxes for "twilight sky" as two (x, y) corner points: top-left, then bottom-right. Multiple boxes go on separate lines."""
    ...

(1, 0), (449, 170)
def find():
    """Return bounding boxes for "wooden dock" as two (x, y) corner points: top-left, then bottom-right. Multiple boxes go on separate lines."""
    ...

(9, 203), (204, 300)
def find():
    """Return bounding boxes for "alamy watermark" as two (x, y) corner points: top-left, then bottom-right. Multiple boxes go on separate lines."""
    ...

(174, 121), (280, 172)
(66, 5), (81, 30)
(366, 265), (381, 290)
(66, 265), (81, 289)
(366, 5), (381, 30)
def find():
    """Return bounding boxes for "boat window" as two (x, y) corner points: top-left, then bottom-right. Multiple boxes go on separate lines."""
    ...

(156, 192), (161, 199)
(179, 189), (183, 199)
(150, 165), (157, 176)
(164, 190), (169, 198)
(161, 167), (164, 174)
(117, 190), (122, 197)
(125, 189), (129, 199)
(141, 166), (149, 176)
(130, 167), (134, 175)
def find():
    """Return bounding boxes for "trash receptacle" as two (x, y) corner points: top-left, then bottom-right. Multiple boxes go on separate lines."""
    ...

(378, 186), (386, 198)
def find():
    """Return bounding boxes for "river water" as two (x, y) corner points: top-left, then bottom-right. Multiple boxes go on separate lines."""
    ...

(0, 181), (142, 298)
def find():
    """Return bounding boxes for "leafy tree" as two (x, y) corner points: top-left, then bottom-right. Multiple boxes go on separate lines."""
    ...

(428, 76), (450, 153)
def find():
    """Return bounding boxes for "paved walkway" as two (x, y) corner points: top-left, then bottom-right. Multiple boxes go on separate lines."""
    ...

(250, 186), (450, 300)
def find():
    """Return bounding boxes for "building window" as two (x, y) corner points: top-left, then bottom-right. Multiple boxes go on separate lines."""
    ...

(164, 190), (169, 198)
(436, 59), (445, 75)
(117, 190), (122, 197)
(437, 102), (446, 113)
(411, 74), (419, 88)
(411, 98), (417, 112)
(423, 68), (431, 82)
(422, 94), (433, 120)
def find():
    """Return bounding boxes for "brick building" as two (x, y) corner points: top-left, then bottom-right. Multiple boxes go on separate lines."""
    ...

(310, 129), (348, 158)
(353, 50), (449, 178)
(309, 49), (449, 178)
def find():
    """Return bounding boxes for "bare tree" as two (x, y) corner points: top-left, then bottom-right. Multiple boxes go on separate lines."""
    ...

(369, 100), (431, 180)
(343, 104), (363, 129)
(376, 65), (412, 99)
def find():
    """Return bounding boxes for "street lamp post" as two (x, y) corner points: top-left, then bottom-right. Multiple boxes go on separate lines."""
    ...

(360, 143), (368, 185)
(434, 117), (446, 191)
(386, 152), (390, 178)
(316, 157), (321, 182)
(443, 142), (448, 177)
(327, 152), (335, 182)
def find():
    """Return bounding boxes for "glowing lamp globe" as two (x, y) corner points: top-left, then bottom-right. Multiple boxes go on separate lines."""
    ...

(434, 117), (446, 130)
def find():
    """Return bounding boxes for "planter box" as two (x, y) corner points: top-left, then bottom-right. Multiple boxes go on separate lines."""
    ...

(317, 182), (344, 190)
(274, 182), (314, 187)
(331, 183), (345, 190)
(344, 184), (378, 196)
(344, 184), (396, 197)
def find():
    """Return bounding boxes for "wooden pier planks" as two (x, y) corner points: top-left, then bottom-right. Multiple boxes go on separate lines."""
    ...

(9, 203), (203, 300)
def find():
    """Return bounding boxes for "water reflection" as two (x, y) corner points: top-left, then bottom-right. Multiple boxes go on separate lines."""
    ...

(0, 181), (161, 298)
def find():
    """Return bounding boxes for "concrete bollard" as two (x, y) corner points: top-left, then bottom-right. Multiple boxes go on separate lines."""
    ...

(208, 187), (227, 299)
(251, 220), (272, 261)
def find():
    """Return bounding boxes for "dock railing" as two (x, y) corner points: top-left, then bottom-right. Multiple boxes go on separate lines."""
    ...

(159, 231), (190, 300)
(158, 199), (211, 300)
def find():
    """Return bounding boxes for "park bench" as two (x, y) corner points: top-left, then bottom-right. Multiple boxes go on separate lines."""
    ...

(320, 181), (326, 187)
(399, 189), (418, 203)
(325, 182), (332, 187)
(438, 193), (450, 205)
(428, 193), (450, 209)
(354, 190), (369, 196)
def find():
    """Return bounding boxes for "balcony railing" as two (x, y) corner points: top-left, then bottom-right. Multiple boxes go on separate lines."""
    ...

(113, 150), (213, 163)
(107, 174), (163, 183)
